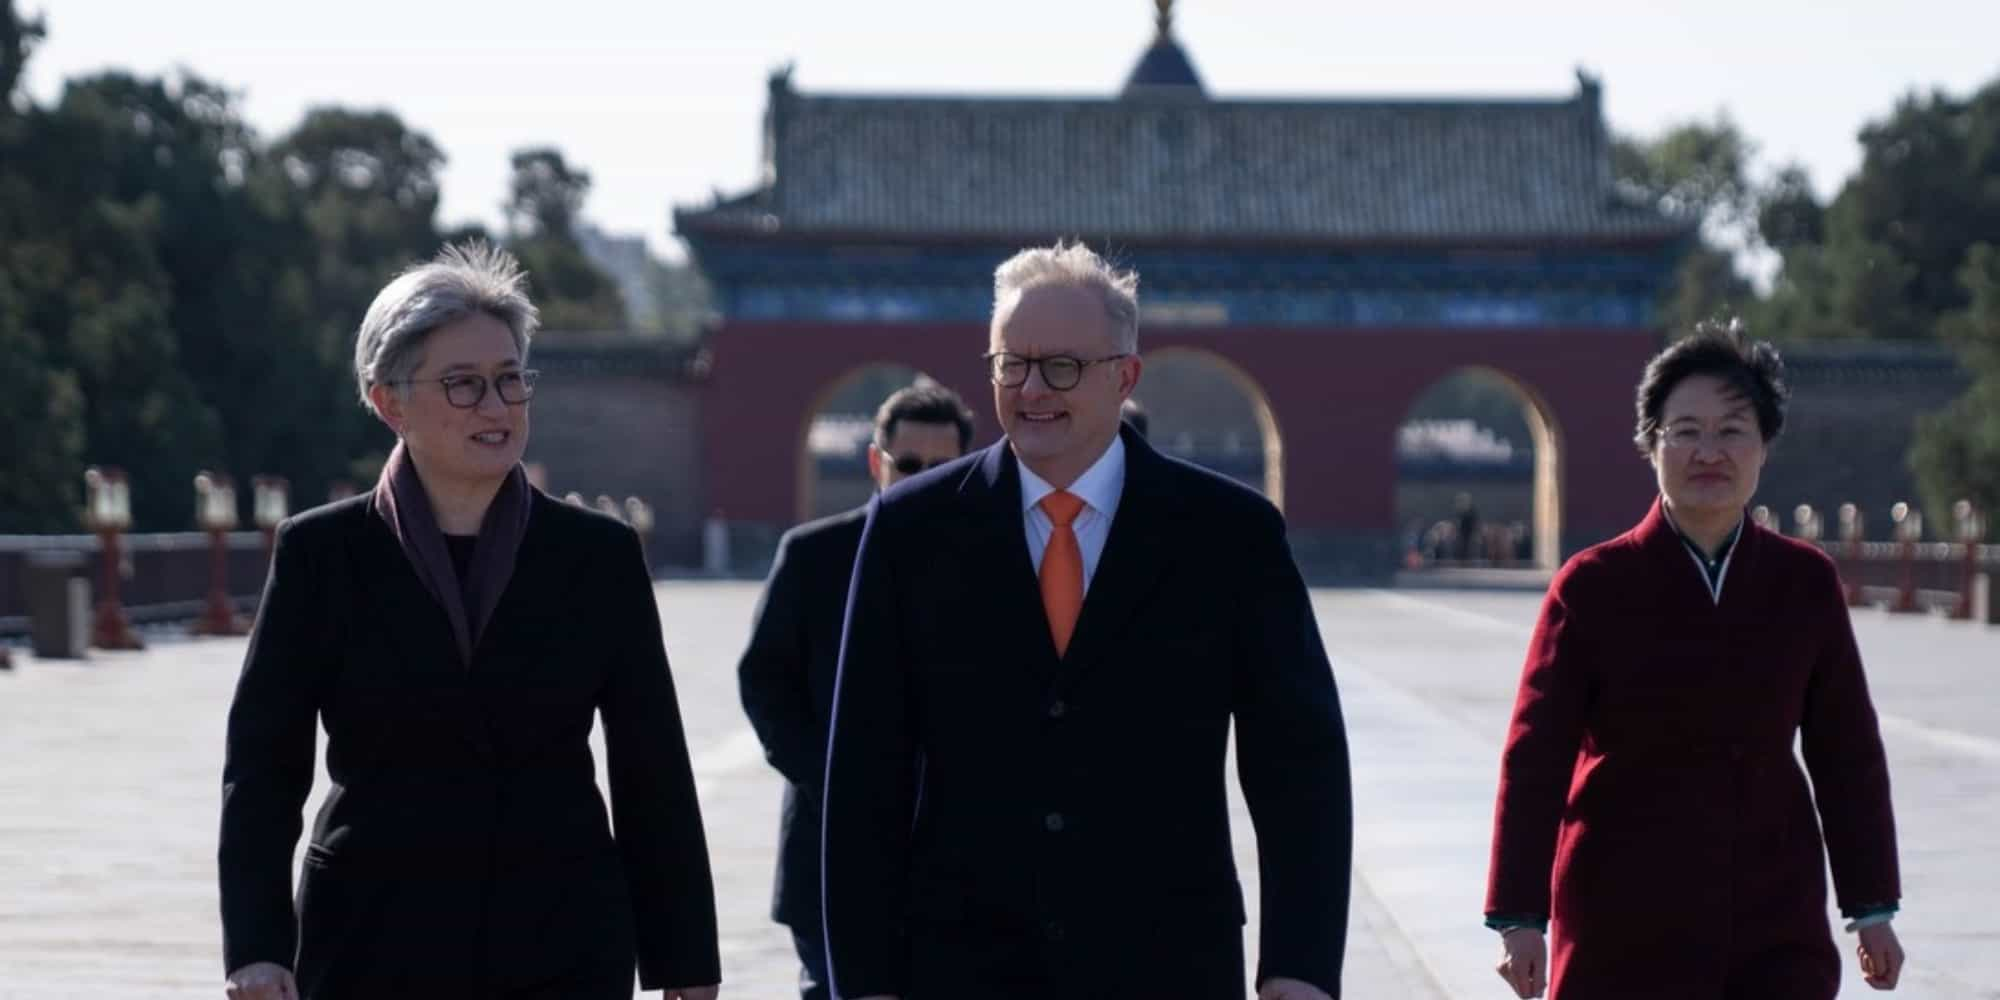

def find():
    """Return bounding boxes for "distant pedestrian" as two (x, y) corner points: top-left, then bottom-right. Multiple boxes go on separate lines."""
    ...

(1455, 492), (1481, 561)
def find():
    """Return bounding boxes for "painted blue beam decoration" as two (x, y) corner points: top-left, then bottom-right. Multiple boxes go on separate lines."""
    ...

(690, 242), (1678, 329)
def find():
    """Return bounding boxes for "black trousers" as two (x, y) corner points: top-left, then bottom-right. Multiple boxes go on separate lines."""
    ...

(791, 923), (833, 1000)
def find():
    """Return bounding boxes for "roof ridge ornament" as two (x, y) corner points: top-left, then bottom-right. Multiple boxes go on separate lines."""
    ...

(1123, 0), (1206, 98)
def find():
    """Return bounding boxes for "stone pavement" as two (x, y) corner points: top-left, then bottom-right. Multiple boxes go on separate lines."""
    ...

(1, 582), (1994, 998)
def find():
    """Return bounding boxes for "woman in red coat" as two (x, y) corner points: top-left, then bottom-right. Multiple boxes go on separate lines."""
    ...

(1485, 324), (1907, 999)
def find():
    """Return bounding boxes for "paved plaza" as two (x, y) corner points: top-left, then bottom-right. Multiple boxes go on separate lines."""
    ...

(2, 582), (1996, 998)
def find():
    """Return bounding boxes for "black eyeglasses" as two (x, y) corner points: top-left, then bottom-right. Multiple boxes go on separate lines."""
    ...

(388, 369), (539, 408)
(888, 454), (953, 476)
(983, 352), (1129, 391)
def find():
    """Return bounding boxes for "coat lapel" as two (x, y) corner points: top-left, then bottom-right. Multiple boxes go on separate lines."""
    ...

(466, 494), (566, 675)
(1717, 511), (1764, 617)
(359, 507), (468, 675)
(967, 442), (1065, 686)
(355, 504), (497, 761)
(1638, 495), (1758, 614)
(1056, 428), (1176, 687)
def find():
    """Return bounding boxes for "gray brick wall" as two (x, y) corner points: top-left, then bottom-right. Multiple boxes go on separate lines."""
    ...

(1757, 345), (1970, 539)
(528, 339), (709, 567)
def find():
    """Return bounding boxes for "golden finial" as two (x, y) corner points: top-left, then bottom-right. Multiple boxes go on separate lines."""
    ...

(1154, 0), (1175, 40)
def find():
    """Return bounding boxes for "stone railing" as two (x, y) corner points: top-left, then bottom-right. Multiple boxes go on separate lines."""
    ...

(0, 532), (272, 634)
(1821, 539), (1999, 623)
(1774, 501), (1997, 626)
(2, 491), (664, 643)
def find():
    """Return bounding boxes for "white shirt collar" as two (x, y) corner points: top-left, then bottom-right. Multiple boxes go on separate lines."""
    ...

(1018, 435), (1126, 519)
(1660, 502), (1744, 604)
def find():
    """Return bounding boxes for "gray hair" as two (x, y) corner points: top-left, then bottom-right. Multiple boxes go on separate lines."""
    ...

(353, 240), (540, 416)
(992, 241), (1140, 353)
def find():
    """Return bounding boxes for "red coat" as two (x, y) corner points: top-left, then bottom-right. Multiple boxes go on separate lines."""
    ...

(1486, 498), (1900, 999)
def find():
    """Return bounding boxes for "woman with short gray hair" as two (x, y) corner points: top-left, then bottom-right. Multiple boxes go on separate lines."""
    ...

(219, 241), (721, 1000)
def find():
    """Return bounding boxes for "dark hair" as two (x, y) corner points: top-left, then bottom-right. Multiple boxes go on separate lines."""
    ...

(874, 382), (976, 453)
(1633, 319), (1788, 455)
(1120, 397), (1150, 439)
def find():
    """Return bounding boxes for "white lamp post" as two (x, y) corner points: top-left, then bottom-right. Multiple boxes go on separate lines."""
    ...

(192, 472), (246, 636)
(83, 466), (143, 650)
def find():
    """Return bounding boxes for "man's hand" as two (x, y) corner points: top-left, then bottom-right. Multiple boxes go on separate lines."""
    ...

(662, 987), (719, 1000)
(1258, 976), (1332, 1000)
(1857, 922), (1906, 990)
(224, 962), (298, 1000)
(1495, 927), (1548, 998)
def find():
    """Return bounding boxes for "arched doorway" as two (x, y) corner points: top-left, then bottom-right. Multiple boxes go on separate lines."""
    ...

(1396, 367), (1564, 571)
(1137, 347), (1285, 509)
(797, 362), (935, 522)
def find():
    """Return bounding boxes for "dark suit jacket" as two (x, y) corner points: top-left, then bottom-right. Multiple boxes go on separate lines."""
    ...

(1487, 497), (1899, 998)
(218, 491), (721, 999)
(737, 507), (866, 928)
(822, 427), (1353, 1000)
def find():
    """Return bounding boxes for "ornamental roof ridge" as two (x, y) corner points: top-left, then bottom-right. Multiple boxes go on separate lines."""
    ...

(676, 67), (1689, 245)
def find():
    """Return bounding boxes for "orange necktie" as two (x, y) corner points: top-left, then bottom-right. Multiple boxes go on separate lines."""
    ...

(1039, 490), (1086, 656)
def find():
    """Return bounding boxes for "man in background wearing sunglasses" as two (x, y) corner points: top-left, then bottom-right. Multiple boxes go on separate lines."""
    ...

(736, 381), (976, 1000)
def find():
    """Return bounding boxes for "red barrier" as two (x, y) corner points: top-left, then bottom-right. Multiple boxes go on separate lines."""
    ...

(1812, 501), (1996, 625)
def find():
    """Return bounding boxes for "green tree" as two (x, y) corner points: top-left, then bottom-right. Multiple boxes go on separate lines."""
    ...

(1613, 117), (1759, 334)
(1757, 164), (1824, 252)
(0, 0), (82, 530)
(276, 107), (445, 339)
(55, 73), (349, 514)
(1614, 117), (1760, 230)
(0, 269), (85, 530)
(2, 2), (493, 525)
(270, 107), (448, 497)
(1762, 79), (2000, 342)
(0, 69), (239, 529)
(1840, 86), (2000, 320)
(1911, 243), (2000, 538)
(0, 0), (40, 107)
(507, 146), (589, 239)
(503, 147), (625, 330)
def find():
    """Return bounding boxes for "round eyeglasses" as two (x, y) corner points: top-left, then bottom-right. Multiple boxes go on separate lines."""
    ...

(983, 352), (1129, 391)
(388, 369), (540, 408)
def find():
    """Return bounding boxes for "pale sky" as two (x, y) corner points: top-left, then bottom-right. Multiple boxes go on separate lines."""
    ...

(23, 0), (2000, 259)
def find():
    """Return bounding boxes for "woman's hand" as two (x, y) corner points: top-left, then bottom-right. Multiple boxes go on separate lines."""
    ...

(1494, 927), (1548, 998)
(225, 962), (297, 1000)
(1857, 922), (1906, 990)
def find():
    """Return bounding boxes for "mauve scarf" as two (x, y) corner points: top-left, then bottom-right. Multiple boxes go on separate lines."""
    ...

(370, 441), (532, 664)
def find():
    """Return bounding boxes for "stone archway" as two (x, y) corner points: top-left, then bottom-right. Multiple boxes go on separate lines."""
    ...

(1137, 346), (1286, 510)
(795, 362), (935, 523)
(1397, 366), (1565, 571)
(700, 320), (1654, 578)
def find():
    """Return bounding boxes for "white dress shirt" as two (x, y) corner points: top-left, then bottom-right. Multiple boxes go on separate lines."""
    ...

(1017, 435), (1126, 594)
